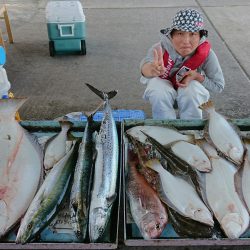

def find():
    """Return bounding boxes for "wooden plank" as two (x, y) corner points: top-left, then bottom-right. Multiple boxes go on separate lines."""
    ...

(3, 6), (13, 43)
(0, 4), (14, 48)
(0, 27), (5, 48)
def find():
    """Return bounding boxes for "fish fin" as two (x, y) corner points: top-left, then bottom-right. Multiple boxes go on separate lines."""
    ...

(106, 193), (117, 205)
(0, 98), (27, 119)
(234, 161), (247, 205)
(85, 83), (118, 101)
(199, 100), (214, 111)
(58, 119), (74, 127)
(83, 101), (104, 121)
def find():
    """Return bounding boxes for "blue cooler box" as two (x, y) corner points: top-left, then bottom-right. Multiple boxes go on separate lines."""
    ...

(45, 1), (86, 56)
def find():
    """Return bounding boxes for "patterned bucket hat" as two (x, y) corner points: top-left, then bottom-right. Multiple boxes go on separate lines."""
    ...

(161, 8), (207, 36)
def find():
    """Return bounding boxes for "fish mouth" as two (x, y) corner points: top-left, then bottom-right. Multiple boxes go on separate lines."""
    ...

(89, 207), (109, 242)
(221, 213), (243, 239)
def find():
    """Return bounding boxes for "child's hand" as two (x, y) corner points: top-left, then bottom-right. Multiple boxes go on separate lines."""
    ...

(176, 70), (203, 87)
(150, 46), (166, 77)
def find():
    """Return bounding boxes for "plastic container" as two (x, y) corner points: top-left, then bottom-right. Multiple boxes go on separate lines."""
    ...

(45, 1), (86, 56)
(0, 66), (10, 99)
(65, 109), (146, 122)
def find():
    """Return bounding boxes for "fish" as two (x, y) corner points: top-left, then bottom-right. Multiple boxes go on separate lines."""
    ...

(126, 125), (194, 146)
(126, 149), (168, 239)
(86, 83), (119, 242)
(0, 98), (43, 238)
(15, 141), (78, 244)
(147, 158), (214, 227)
(235, 139), (250, 213)
(70, 104), (102, 241)
(167, 206), (214, 238)
(44, 120), (73, 171)
(199, 141), (249, 239)
(127, 135), (160, 191)
(142, 131), (204, 198)
(167, 140), (212, 172)
(199, 100), (245, 165)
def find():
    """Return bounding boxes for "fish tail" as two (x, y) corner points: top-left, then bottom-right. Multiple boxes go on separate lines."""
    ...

(83, 101), (104, 122)
(199, 100), (214, 111)
(85, 83), (118, 101)
(146, 159), (163, 173)
(59, 120), (74, 131)
(0, 98), (27, 119)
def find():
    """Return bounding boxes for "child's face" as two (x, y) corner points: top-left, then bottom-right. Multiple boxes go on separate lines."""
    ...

(171, 30), (200, 57)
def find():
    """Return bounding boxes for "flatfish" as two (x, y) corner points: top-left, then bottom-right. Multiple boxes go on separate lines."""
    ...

(147, 159), (214, 227)
(0, 98), (43, 238)
(200, 141), (249, 239)
(126, 125), (194, 145)
(166, 140), (212, 172)
(200, 100), (245, 165)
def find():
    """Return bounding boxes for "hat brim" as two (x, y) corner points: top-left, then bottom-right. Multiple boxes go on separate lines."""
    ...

(160, 27), (208, 37)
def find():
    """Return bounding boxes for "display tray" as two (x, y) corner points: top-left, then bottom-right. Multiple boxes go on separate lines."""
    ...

(122, 118), (250, 247)
(0, 120), (121, 249)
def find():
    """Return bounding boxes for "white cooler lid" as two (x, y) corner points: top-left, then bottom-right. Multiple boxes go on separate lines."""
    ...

(46, 1), (85, 23)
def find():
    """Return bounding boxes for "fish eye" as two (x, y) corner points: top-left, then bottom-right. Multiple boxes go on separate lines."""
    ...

(155, 223), (160, 230)
(27, 223), (33, 230)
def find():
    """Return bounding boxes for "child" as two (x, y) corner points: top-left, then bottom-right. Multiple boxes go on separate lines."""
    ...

(140, 8), (225, 119)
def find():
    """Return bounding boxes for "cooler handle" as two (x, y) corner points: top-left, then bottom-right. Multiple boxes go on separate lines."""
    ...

(58, 24), (75, 37)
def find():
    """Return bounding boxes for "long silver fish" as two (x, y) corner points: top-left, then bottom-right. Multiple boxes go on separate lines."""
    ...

(16, 141), (78, 244)
(70, 104), (102, 241)
(44, 120), (73, 171)
(200, 100), (245, 165)
(199, 141), (249, 239)
(86, 83), (119, 242)
(0, 98), (43, 238)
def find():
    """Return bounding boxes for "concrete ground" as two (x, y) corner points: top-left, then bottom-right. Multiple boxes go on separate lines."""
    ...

(1, 0), (250, 249)
(1, 0), (250, 120)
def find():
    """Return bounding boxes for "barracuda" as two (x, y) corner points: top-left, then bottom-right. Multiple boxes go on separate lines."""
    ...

(86, 83), (119, 242)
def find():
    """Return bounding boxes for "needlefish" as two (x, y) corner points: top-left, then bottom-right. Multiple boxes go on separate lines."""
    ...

(86, 83), (119, 242)
(0, 98), (43, 238)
